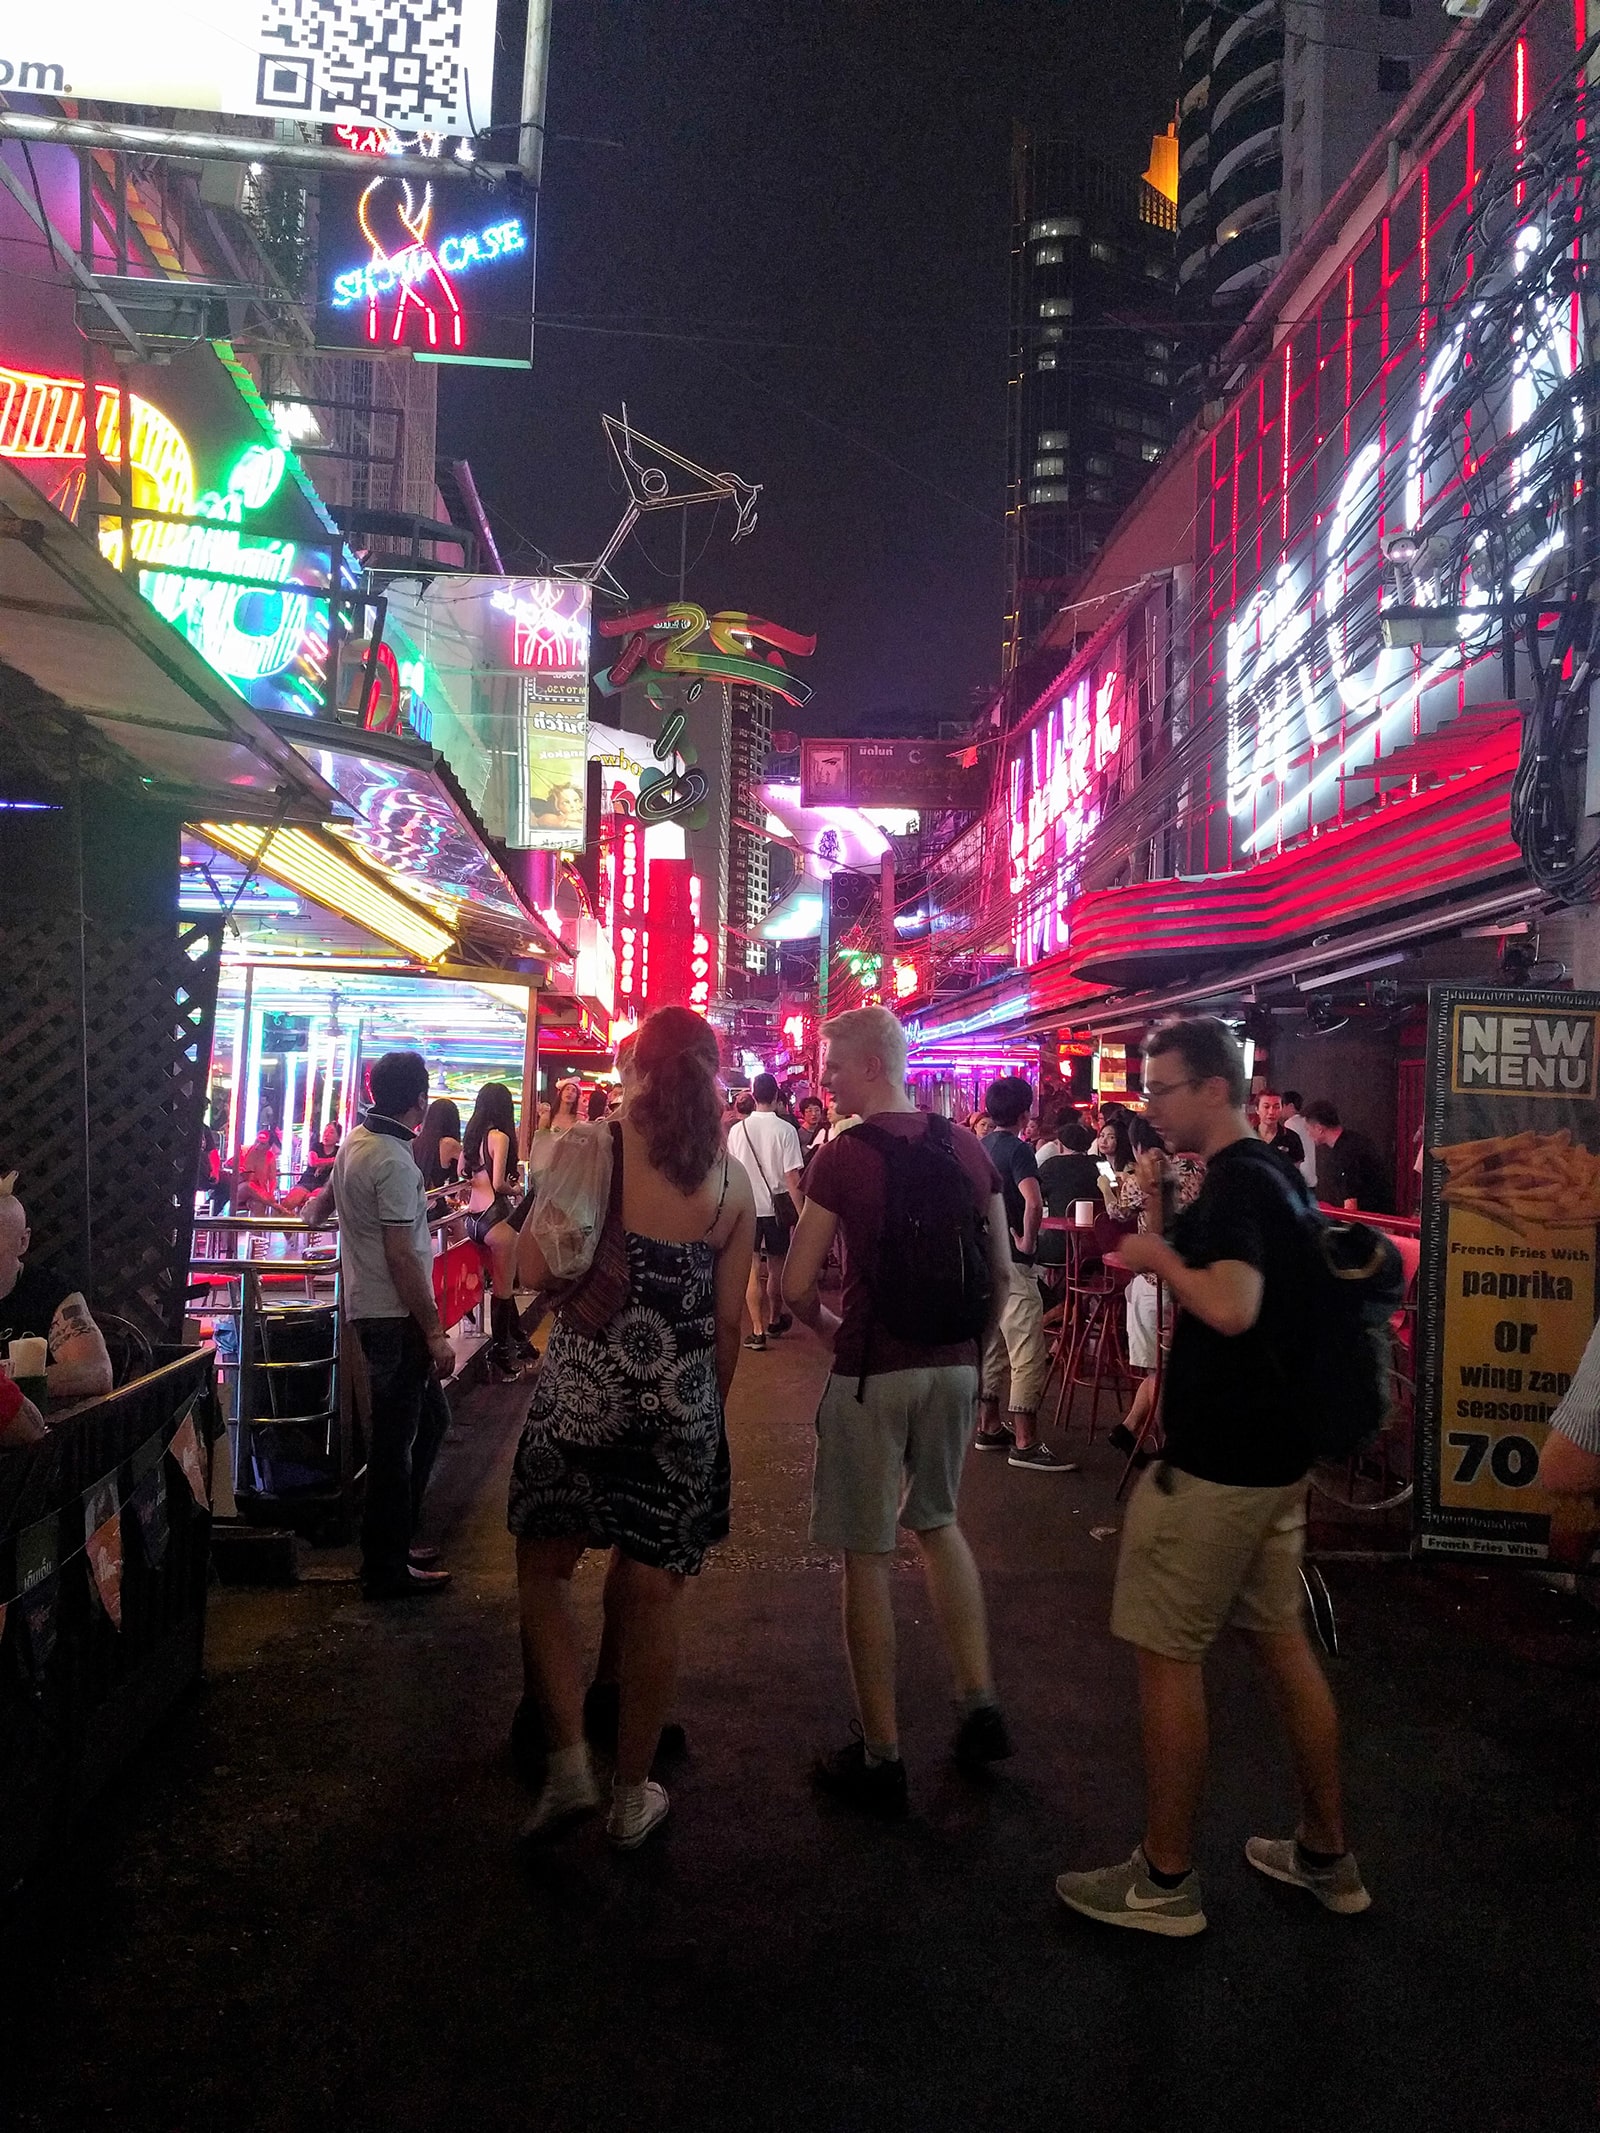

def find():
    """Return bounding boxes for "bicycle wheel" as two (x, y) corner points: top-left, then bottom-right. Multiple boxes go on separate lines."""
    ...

(1309, 1330), (1415, 1513)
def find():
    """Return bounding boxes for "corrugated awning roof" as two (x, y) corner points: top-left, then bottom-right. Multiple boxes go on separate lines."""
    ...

(0, 458), (338, 822)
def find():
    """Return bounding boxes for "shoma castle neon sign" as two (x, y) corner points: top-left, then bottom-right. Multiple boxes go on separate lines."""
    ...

(329, 214), (527, 312)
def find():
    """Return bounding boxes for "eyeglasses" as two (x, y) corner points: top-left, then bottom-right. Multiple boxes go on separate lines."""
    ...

(1142, 1077), (1198, 1101)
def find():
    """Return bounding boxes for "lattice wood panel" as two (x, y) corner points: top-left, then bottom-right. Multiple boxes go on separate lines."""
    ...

(0, 916), (221, 1341)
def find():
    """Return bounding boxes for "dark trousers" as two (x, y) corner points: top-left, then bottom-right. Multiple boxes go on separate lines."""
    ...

(354, 1317), (451, 1585)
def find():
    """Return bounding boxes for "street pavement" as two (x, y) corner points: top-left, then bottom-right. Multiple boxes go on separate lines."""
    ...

(5, 1324), (1597, 2133)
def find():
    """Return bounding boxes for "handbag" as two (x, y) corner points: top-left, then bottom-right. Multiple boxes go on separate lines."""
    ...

(551, 1123), (631, 1338)
(737, 1119), (798, 1234)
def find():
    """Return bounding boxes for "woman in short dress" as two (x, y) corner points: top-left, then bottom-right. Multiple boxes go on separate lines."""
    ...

(510, 1006), (754, 1849)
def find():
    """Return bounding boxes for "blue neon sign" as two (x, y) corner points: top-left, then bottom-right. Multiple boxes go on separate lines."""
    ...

(329, 217), (528, 309)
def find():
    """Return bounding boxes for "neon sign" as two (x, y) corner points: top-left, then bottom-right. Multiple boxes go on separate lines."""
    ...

(1228, 216), (1578, 848)
(1007, 666), (1125, 964)
(596, 603), (817, 708)
(316, 160), (534, 368)
(142, 446), (313, 686)
(328, 198), (528, 333)
(491, 579), (589, 670)
(0, 366), (195, 568)
(0, 369), (334, 713)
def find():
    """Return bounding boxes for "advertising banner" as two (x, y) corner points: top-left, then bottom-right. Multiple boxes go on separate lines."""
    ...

(315, 169), (534, 369)
(19, 0), (498, 133)
(380, 576), (590, 850)
(1416, 987), (1600, 1565)
(801, 737), (987, 813)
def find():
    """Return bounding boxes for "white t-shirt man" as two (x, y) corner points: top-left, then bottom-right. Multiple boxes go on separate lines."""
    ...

(1280, 1103), (1318, 1189)
(334, 1120), (432, 1318)
(730, 1107), (804, 1219)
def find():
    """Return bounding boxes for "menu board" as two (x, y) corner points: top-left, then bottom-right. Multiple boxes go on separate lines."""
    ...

(1416, 987), (1600, 1564)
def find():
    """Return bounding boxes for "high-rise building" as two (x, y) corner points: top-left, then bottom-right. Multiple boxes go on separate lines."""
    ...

(1003, 131), (1178, 673)
(1178, 0), (1452, 321)
(728, 684), (774, 977)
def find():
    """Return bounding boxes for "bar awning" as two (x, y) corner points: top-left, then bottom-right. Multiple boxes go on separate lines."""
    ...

(0, 458), (338, 822)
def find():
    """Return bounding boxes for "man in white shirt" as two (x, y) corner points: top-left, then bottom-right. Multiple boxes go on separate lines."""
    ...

(1279, 1090), (1319, 1190)
(728, 1074), (805, 1350)
(324, 1051), (455, 1599)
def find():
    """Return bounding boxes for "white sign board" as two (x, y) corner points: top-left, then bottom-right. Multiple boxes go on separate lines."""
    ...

(1, 0), (498, 134)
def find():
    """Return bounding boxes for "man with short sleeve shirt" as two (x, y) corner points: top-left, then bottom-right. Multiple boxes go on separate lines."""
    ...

(1055, 1017), (1370, 1936)
(975, 1077), (1071, 1471)
(782, 1005), (1017, 1816)
(330, 1051), (455, 1599)
(728, 1073), (805, 1348)
(1302, 1100), (1392, 1213)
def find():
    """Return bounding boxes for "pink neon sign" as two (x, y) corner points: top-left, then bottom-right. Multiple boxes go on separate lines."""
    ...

(1007, 666), (1125, 965)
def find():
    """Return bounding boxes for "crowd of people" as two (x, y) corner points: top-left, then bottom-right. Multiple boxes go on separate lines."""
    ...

(98, 997), (1592, 1933)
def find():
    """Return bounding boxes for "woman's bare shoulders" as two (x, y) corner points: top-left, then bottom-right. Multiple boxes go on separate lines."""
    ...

(620, 1124), (749, 1246)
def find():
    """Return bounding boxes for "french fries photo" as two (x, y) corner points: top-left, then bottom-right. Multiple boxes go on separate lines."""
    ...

(1431, 1128), (1600, 1234)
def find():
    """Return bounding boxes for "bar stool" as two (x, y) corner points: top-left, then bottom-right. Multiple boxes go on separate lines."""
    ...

(1048, 1215), (1134, 1441)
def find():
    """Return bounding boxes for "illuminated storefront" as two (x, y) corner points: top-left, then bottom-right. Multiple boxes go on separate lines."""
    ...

(912, 3), (1591, 1199)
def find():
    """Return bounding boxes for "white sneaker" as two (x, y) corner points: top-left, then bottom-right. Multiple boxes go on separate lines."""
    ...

(1245, 1836), (1372, 1914)
(607, 1778), (670, 1850)
(519, 1755), (600, 1842)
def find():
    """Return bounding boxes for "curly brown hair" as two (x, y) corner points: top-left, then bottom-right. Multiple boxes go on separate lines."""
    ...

(630, 1006), (723, 1194)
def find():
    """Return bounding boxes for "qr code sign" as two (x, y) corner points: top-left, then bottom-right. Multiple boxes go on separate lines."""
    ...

(256, 0), (483, 127)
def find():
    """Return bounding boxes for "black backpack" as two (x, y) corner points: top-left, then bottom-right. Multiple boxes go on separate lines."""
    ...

(849, 1115), (995, 1394)
(1248, 1147), (1407, 1460)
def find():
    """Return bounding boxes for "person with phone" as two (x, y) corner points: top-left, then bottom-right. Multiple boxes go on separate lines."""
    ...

(728, 1073), (805, 1351)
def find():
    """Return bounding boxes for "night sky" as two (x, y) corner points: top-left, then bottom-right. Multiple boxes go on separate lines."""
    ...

(441, 0), (1176, 735)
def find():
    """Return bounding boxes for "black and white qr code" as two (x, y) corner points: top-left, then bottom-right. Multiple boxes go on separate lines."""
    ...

(256, 0), (475, 123)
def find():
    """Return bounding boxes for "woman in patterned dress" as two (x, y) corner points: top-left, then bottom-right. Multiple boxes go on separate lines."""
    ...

(510, 1006), (755, 1849)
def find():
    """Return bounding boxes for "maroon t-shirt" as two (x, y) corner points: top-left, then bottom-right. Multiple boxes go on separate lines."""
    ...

(803, 1112), (1002, 1379)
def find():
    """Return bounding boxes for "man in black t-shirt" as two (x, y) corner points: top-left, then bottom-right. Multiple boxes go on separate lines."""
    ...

(0, 1182), (113, 1400)
(1054, 1019), (1370, 1939)
(974, 1078), (1072, 1472)
(1302, 1101), (1393, 1212)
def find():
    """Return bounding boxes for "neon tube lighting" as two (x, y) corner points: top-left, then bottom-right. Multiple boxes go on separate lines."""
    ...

(199, 824), (454, 963)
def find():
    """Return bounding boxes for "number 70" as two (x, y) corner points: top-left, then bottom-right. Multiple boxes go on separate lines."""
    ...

(1446, 1432), (1540, 1487)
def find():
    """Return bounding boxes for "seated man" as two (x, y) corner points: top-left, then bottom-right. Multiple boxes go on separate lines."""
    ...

(0, 1176), (114, 1401)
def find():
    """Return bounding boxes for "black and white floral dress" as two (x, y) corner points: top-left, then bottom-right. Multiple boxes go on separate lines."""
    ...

(507, 1229), (729, 1574)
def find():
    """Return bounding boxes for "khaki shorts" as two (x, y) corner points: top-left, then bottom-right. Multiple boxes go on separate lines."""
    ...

(1110, 1463), (1308, 1662)
(810, 1366), (978, 1555)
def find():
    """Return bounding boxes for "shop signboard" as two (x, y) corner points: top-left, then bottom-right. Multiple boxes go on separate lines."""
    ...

(1416, 987), (1600, 1566)
(23, 0), (498, 133)
(315, 165), (534, 368)
(0, 342), (348, 718)
(378, 575), (590, 850)
(801, 737), (986, 813)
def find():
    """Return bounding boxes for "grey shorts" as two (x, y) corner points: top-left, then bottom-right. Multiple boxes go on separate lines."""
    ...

(809, 1366), (978, 1555)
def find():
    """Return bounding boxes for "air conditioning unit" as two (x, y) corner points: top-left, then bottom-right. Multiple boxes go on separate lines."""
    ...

(1443, 0), (1494, 20)
(76, 276), (237, 345)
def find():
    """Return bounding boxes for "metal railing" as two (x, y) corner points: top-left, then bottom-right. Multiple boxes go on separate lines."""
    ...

(188, 1204), (484, 1540)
